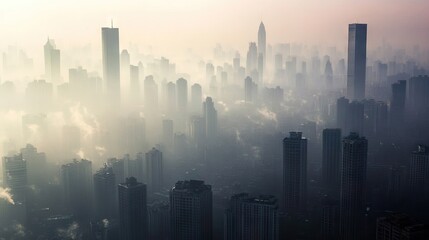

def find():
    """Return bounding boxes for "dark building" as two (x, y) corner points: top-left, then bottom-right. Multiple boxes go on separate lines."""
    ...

(170, 180), (212, 240)
(347, 23), (367, 100)
(225, 193), (279, 240)
(145, 148), (163, 194)
(61, 159), (93, 220)
(118, 177), (148, 240)
(94, 166), (116, 219)
(322, 128), (342, 199)
(408, 145), (429, 210)
(339, 133), (368, 240)
(376, 213), (429, 240)
(390, 80), (406, 132)
(283, 132), (307, 215)
(148, 201), (170, 240)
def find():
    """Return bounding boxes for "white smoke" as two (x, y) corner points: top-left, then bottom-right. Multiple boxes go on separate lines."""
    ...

(257, 107), (278, 123)
(76, 149), (85, 159)
(69, 104), (99, 139)
(102, 219), (109, 228)
(95, 146), (106, 156)
(57, 222), (81, 240)
(0, 187), (15, 205)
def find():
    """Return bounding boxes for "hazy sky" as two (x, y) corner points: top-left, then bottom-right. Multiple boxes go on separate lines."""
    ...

(0, 0), (428, 58)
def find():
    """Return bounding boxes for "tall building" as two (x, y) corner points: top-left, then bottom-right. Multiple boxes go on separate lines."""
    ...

(20, 144), (47, 188)
(94, 166), (116, 219)
(325, 59), (333, 89)
(2, 154), (27, 203)
(144, 75), (159, 113)
(145, 148), (163, 194)
(346, 23), (367, 100)
(339, 133), (368, 240)
(225, 193), (279, 240)
(203, 97), (217, 140)
(118, 177), (148, 240)
(376, 213), (429, 240)
(408, 75), (429, 120)
(162, 119), (174, 148)
(244, 76), (257, 103)
(190, 83), (202, 114)
(170, 180), (212, 240)
(258, 22), (266, 72)
(246, 42), (258, 74)
(408, 145), (429, 208)
(102, 25), (120, 104)
(176, 78), (188, 131)
(44, 38), (60, 83)
(166, 82), (176, 117)
(336, 97), (364, 135)
(61, 159), (93, 219)
(130, 65), (140, 103)
(148, 201), (170, 240)
(283, 132), (307, 215)
(322, 129), (342, 199)
(390, 80), (406, 132)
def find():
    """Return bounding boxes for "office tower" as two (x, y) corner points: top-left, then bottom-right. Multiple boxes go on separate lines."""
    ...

(176, 78), (188, 131)
(2, 154), (27, 203)
(203, 97), (217, 140)
(189, 116), (205, 150)
(176, 78), (188, 112)
(94, 166), (116, 219)
(121, 49), (130, 84)
(408, 75), (429, 119)
(283, 132), (307, 215)
(376, 213), (429, 240)
(145, 148), (163, 194)
(325, 59), (333, 89)
(44, 38), (60, 83)
(190, 83), (202, 114)
(130, 65), (140, 103)
(336, 97), (364, 135)
(68, 66), (97, 103)
(225, 193), (279, 240)
(321, 198), (340, 240)
(20, 144), (47, 188)
(162, 119), (174, 148)
(108, 158), (125, 187)
(322, 129), (342, 199)
(206, 63), (215, 82)
(258, 22), (266, 69)
(408, 145), (429, 208)
(244, 76), (257, 103)
(118, 177), (148, 240)
(390, 80), (406, 131)
(246, 42), (258, 74)
(166, 82), (176, 116)
(148, 201), (170, 240)
(346, 23), (367, 100)
(61, 159), (93, 219)
(170, 180), (212, 240)
(102, 25), (120, 104)
(144, 75), (159, 112)
(339, 133), (368, 240)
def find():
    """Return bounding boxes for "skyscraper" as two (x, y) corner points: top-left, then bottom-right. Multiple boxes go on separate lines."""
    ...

(376, 213), (429, 240)
(44, 38), (60, 83)
(130, 65), (140, 103)
(346, 23), (367, 100)
(203, 97), (217, 140)
(244, 76), (257, 103)
(325, 59), (333, 89)
(408, 145), (429, 209)
(118, 177), (148, 240)
(145, 148), (163, 194)
(170, 180), (212, 240)
(283, 132), (307, 215)
(390, 80), (406, 132)
(176, 78), (188, 131)
(2, 154), (27, 203)
(94, 166), (116, 219)
(61, 159), (93, 220)
(339, 133), (368, 240)
(102, 25), (120, 104)
(190, 83), (202, 114)
(225, 193), (279, 240)
(246, 42), (258, 74)
(322, 129), (342, 199)
(258, 22), (266, 72)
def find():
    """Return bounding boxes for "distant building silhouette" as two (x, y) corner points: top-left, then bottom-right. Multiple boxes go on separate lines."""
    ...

(408, 145), (429, 210)
(145, 148), (163, 194)
(258, 22), (266, 81)
(118, 177), (148, 240)
(347, 24), (367, 100)
(170, 180), (212, 240)
(44, 38), (60, 83)
(283, 132), (307, 215)
(203, 97), (217, 141)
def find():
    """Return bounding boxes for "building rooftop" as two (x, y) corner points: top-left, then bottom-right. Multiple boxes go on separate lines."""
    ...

(173, 180), (211, 193)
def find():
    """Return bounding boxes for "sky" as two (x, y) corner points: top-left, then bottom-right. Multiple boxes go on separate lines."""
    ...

(0, 0), (428, 60)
